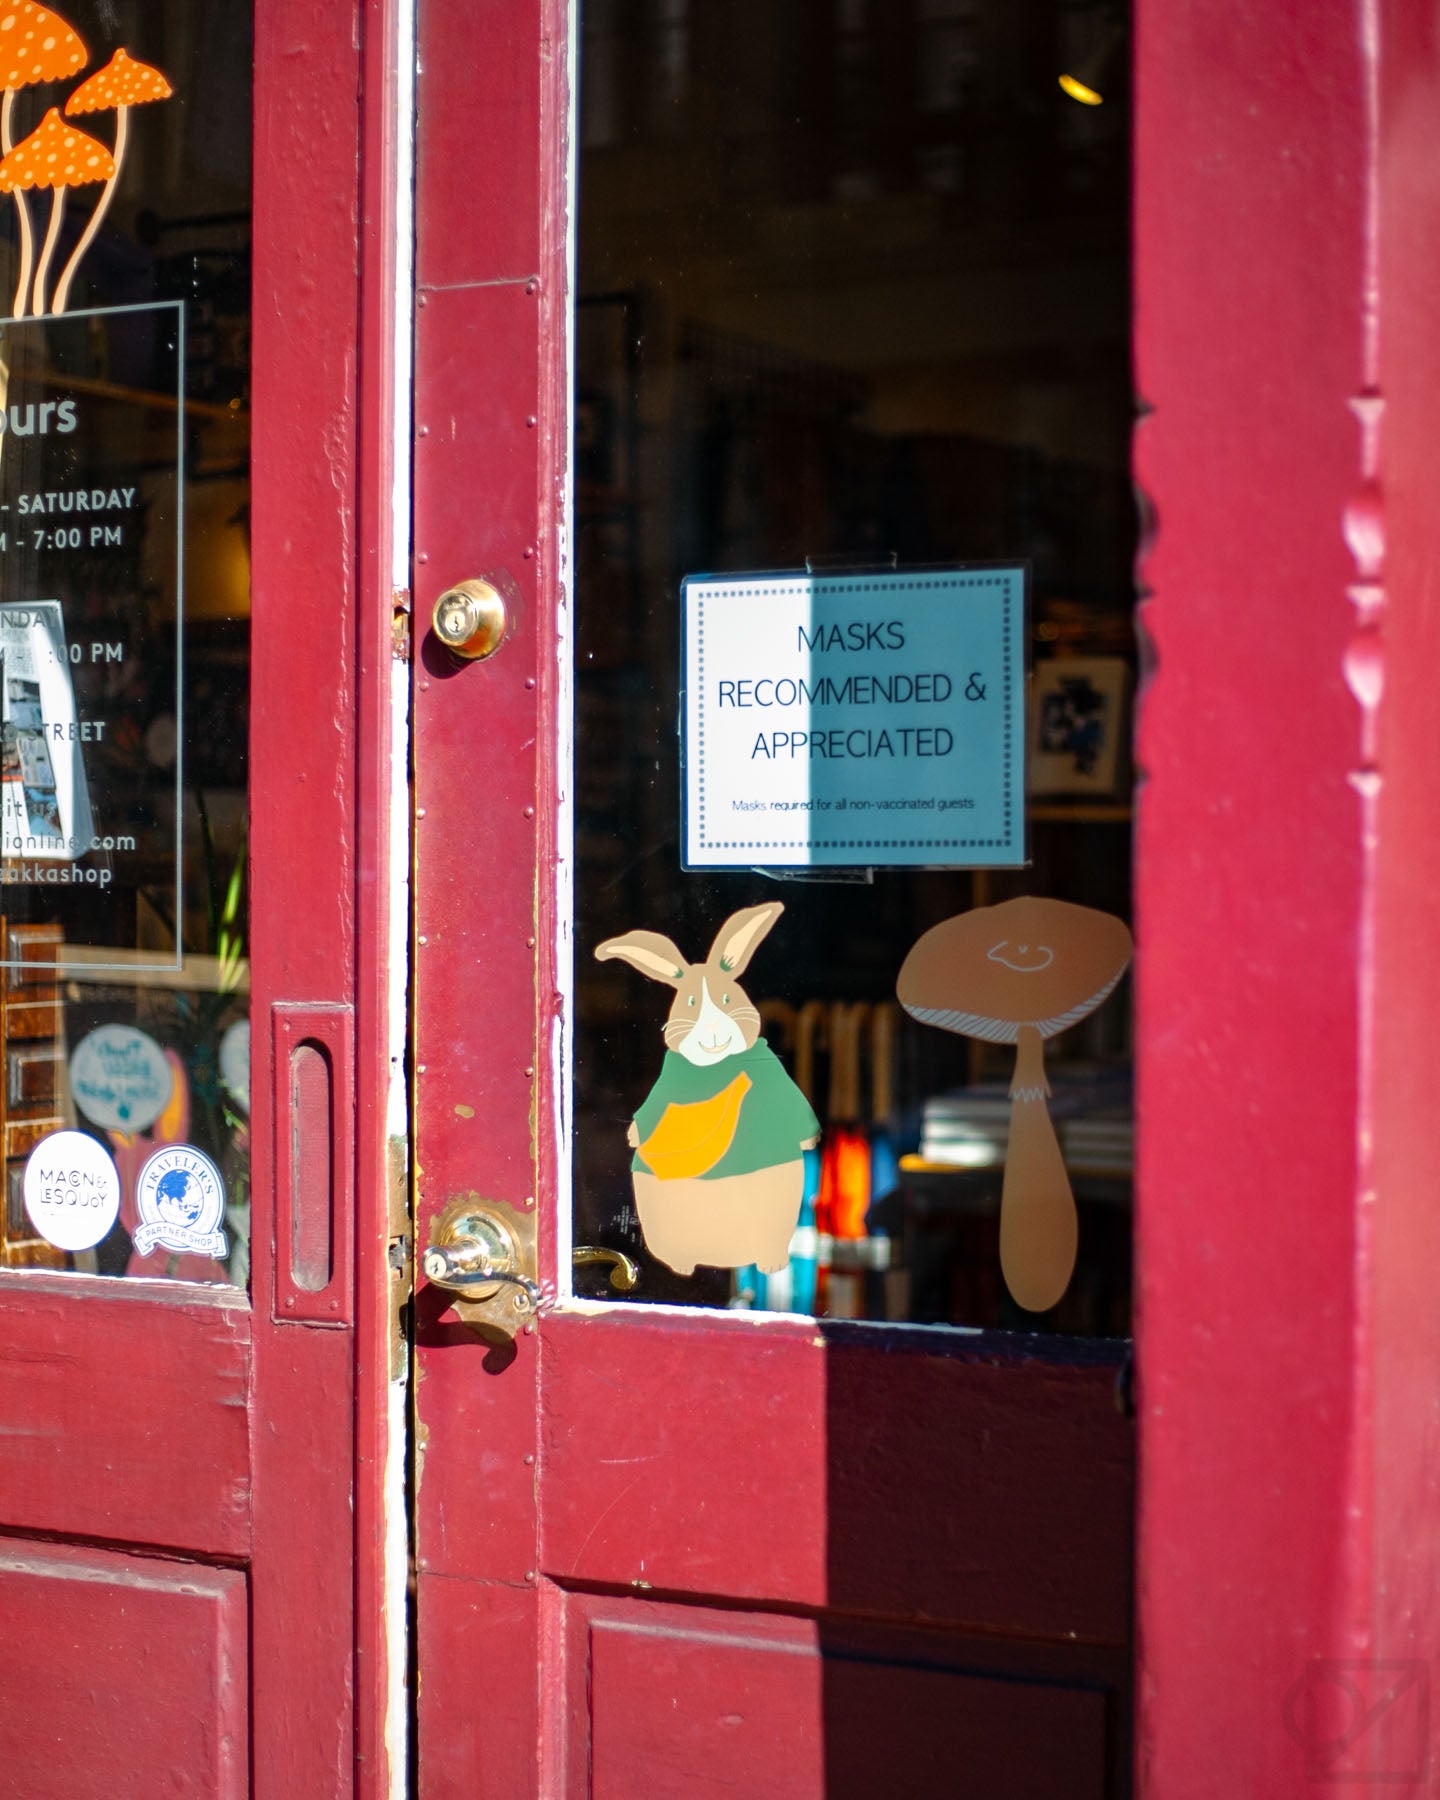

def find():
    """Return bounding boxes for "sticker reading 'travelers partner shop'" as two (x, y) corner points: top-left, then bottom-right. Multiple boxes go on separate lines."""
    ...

(23, 1128), (120, 1251)
(133, 1144), (227, 1261)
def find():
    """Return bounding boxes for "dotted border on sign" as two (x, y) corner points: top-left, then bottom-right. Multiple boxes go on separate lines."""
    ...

(690, 573), (1020, 853)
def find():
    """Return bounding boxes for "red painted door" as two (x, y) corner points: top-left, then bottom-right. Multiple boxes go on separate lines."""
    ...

(0, 3), (396, 1794)
(1134, 0), (1440, 1792)
(411, 0), (1134, 1794)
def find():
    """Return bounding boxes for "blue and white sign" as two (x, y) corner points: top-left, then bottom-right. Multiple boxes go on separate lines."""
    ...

(69, 1024), (172, 1133)
(681, 566), (1027, 869)
(134, 1144), (227, 1261)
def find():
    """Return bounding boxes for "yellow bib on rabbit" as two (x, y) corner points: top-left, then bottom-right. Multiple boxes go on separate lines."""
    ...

(638, 1072), (752, 1179)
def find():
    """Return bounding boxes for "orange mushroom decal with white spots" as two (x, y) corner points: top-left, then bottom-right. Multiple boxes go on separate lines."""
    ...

(897, 895), (1133, 1313)
(0, 0), (84, 90)
(0, 106), (112, 317)
(54, 47), (171, 314)
(0, 2), (88, 318)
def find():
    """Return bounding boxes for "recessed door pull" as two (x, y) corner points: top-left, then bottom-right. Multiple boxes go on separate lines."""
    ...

(572, 1246), (640, 1291)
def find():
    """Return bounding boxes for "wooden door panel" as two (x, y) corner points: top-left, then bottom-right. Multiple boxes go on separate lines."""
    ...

(414, 1318), (1130, 1795)
(411, 0), (1135, 1794)
(0, 0), (396, 1788)
(568, 1596), (1117, 1800)
(413, 0), (543, 293)
(0, 1541), (248, 1800)
(541, 1313), (1131, 1636)
(413, 287), (545, 584)
(415, 1573), (544, 1800)
(247, 0), (398, 1785)
(0, 1277), (250, 1556)
(412, 1303), (540, 1583)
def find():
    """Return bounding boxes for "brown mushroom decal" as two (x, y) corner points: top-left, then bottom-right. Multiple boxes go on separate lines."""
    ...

(897, 896), (1133, 1313)
(0, 106), (112, 317)
(0, 2), (88, 318)
(53, 47), (171, 315)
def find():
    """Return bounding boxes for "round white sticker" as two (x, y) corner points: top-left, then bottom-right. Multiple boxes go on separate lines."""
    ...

(24, 1130), (120, 1252)
(68, 1024), (172, 1133)
(219, 1018), (250, 1114)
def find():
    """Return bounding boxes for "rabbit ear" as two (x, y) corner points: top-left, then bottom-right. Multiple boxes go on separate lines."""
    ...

(708, 902), (784, 978)
(595, 930), (689, 986)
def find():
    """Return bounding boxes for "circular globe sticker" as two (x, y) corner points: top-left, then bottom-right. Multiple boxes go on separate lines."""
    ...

(24, 1131), (121, 1252)
(133, 1145), (228, 1261)
(68, 1024), (173, 1134)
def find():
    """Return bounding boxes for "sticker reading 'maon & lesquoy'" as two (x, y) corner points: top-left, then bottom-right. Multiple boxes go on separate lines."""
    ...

(24, 1128), (119, 1251)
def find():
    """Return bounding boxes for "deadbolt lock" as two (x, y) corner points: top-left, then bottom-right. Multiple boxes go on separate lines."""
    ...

(431, 578), (508, 661)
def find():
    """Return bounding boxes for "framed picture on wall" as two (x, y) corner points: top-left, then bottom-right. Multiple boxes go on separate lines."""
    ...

(1028, 656), (1132, 798)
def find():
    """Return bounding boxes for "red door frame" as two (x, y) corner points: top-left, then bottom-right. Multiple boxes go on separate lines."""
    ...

(0, 4), (399, 1795)
(411, 0), (1440, 1790)
(410, 0), (1131, 1795)
(251, 0), (400, 1788)
(1134, 0), (1440, 1791)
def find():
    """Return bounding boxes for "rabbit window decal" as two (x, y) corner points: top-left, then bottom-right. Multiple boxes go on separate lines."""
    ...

(596, 902), (820, 1277)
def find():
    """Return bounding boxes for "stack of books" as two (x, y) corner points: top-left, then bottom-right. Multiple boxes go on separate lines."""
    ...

(919, 1086), (1013, 1166)
(919, 1066), (1132, 1173)
(1061, 1110), (1133, 1175)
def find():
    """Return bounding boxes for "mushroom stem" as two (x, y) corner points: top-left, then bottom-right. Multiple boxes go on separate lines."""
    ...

(2, 90), (32, 319)
(1010, 1023), (1051, 1102)
(1000, 1097), (1077, 1314)
(31, 185), (65, 319)
(52, 105), (126, 317)
(1000, 1026), (1076, 1313)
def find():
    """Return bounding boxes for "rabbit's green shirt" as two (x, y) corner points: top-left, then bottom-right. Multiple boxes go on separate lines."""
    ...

(630, 1037), (819, 1180)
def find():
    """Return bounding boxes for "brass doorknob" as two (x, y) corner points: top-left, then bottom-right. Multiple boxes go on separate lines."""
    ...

(431, 578), (508, 661)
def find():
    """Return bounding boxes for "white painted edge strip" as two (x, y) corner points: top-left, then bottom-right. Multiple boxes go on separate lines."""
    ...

(385, 0), (416, 1789)
(553, 0), (579, 1297)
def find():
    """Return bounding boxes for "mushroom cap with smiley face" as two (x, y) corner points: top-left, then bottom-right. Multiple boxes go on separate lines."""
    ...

(897, 895), (1133, 1044)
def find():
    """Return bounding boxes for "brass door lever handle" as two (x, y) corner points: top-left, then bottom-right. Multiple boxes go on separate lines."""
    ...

(422, 1243), (542, 1311)
(572, 1246), (640, 1292)
(423, 1200), (539, 1340)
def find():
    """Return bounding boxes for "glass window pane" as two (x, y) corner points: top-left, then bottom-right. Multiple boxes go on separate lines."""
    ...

(0, 1), (250, 1286)
(573, 0), (1133, 1332)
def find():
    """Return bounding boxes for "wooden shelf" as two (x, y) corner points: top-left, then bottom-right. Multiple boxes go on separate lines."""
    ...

(1028, 802), (1132, 824)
